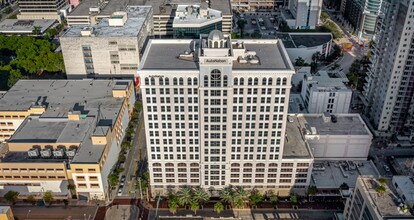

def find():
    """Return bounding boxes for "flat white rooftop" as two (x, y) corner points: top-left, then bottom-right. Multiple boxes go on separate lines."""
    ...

(173, 5), (222, 27)
(0, 19), (56, 34)
(295, 113), (371, 136)
(312, 160), (379, 189)
(63, 6), (151, 37)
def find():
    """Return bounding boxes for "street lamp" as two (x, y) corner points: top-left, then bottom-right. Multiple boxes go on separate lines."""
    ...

(26, 210), (31, 219)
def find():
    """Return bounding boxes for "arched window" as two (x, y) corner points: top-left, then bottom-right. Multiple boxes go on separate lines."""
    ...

(159, 78), (164, 85)
(214, 41), (219, 48)
(187, 78), (192, 86)
(262, 78), (267, 85)
(179, 77), (184, 85)
(151, 77), (155, 85)
(211, 69), (221, 87)
(165, 77), (170, 85)
(269, 163), (278, 167)
(268, 78), (273, 85)
(254, 77), (258, 85)
(190, 163), (199, 167)
(165, 163), (174, 167)
(173, 77), (178, 85)
(248, 78), (252, 85)
(178, 163), (186, 167)
(231, 163), (240, 167)
(240, 78), (244, 85)
(223, 75), (228, 87)
(153, 163), (161, 167)
(282, 77), (287, 85)
(144, 77), (149, 85)
(276, 77), (281, 85)
(256, 163), (265, 167)
(234, 77), (238, 85)
(244, 163), (253, 167)
(204, 75), (208, 87)
(193, 77), (198, 85)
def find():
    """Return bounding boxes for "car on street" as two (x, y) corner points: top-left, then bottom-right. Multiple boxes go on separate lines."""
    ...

(117, 187), (123, 196)
(331, 115), (338, 123)
(383, 165), (390, 172)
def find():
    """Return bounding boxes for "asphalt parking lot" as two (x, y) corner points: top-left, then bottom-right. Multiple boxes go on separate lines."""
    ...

(236, 12), (280, 37)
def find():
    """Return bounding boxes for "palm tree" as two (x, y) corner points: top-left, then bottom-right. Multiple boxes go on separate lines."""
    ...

(193, 188), (210, 208)
(214, 202), (224, 214)
(220, 187), (234, 209)
(168, 196), (179, 215)
(233, 187), (248, 209)
(269, 194), (278, 208)
(190, 200), (200, 215)
(248, 190), (263, 209)
(177, 187), (193, 209)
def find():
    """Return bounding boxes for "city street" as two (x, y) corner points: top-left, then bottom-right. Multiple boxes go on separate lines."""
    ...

(151, 209), (337, 220)
(12, 206), (97, 220)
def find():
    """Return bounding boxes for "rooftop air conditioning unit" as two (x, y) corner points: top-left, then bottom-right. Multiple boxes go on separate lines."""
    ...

(28, 148), (40, 158)
(40, 148), (52, 158)
(66, 149), (77, 157)
(53, 148), (65, 158)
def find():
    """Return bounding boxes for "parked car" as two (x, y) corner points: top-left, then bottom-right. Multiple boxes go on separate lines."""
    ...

(120, 175), (126, 182)
(117, 187), (123, 196)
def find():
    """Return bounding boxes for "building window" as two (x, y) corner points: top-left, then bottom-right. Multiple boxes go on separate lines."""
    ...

(211, 69), (221, 87)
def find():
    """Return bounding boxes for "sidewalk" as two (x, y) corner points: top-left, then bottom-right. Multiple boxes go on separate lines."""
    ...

(0, 199), (99, 207)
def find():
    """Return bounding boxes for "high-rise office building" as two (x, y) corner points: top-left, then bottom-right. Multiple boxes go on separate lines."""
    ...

(362, 0), (414, 137)
(139, 30), (313, 196)
(282, 0), (323, 29)
(342, 0), (383, 41)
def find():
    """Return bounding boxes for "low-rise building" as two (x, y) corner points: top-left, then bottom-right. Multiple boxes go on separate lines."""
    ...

(278, 32), (333, 63)
(17, 0), (70, 21)
(173, 5), (222, 39)
(60, 6), (153, 79)
(344, 176), (414, 219)
(66, 0), (232, 36)
(0, 79), (135, 201)
(292, 113), (372, 160)
(301, 71), (352, 114)
(0, 206), (14, 220)
(392, 176), (414, 209)
(311, 160), (379, 198)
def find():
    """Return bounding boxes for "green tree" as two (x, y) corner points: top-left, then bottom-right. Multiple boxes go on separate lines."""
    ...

(177, 187), (193, 208)
(168, 195), (179, 214)
(310, 62), (318, 73)
(379, 178), (387, 186)
(290, 194), (298, 205)
(45, 28), (58, 39)
(4, 191), (19, 204)
(231, 32), (238, 39)
(295, 57), (306, 66)
(269, 194), (278, 207)
(26, 195), (36, 205)
(220, 187), (234, 208)
(7, 69), (25, 88)
(375, 186), (386, 196)
(190, 200), (200, 215)
(108, 173), (119, 187)
(43, 191), (54, 204)
(237, 19), (247, 38)
(193, 188), (210, 208)
(214, 201), (224, 214)
(248, 190), (263, 209)
(233, 187), (248, 209)
(32, 26), (42, 35)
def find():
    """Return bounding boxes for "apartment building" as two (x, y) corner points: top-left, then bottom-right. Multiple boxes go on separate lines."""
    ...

(60, 6), (152, 79)
(66, 0), (232, 36)
(0, 80), (135, 201)
(301, 71), (352, 114)
(139, 30), (313, 196)
(281, 0), (323, 29)
(362, 0), (414, 138)
(17, 0), (70, 21)
(342, 0), (383, 41)
(344, 176), (414, 219)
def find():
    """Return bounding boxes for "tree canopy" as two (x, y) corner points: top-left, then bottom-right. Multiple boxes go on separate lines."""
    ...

(0, 34), (65, 90)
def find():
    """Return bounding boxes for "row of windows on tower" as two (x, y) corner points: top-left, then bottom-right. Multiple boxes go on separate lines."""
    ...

(143, 75), (288, 86)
